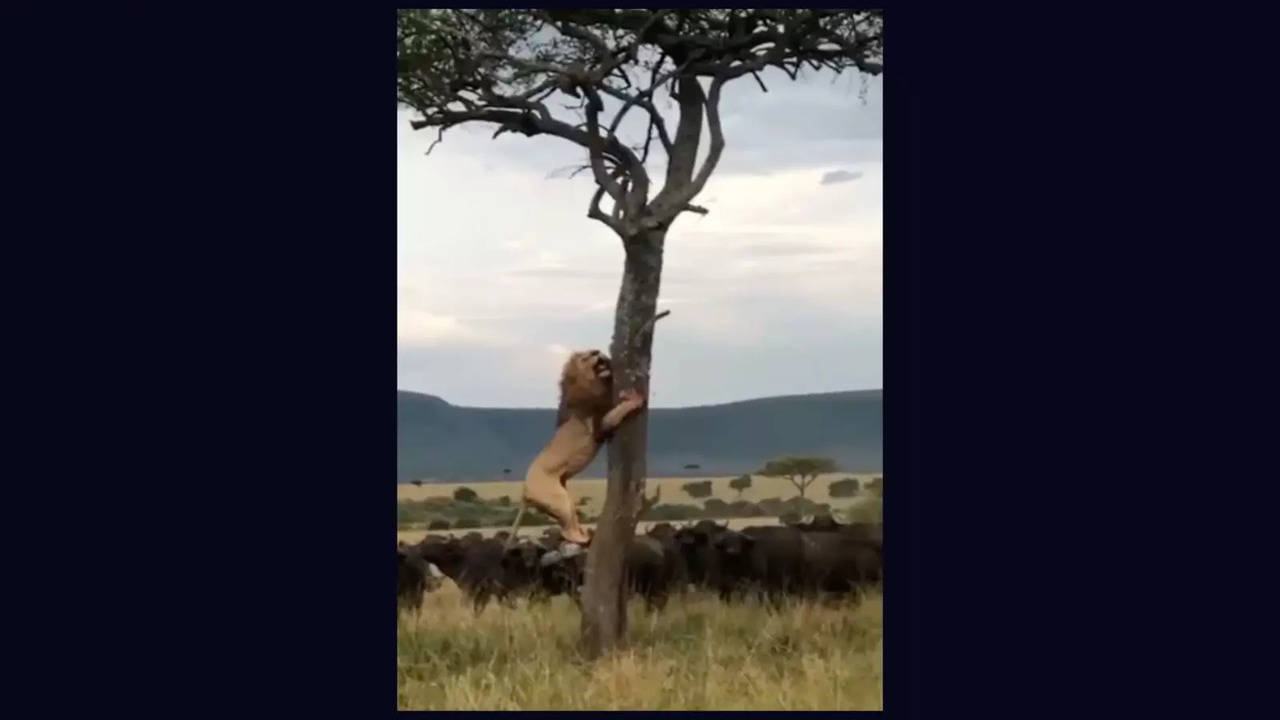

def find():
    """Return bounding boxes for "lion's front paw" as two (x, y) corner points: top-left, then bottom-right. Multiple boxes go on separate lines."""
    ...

(620, 388), (646, 408)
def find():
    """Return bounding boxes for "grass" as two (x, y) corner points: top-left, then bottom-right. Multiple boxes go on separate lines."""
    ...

(397, 581), (883, 710)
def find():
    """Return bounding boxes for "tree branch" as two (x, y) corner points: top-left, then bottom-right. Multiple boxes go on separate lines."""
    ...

(632, 309), (671, 348)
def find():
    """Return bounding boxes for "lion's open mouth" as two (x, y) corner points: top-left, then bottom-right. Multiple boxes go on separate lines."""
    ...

(593, 354), (612, 378)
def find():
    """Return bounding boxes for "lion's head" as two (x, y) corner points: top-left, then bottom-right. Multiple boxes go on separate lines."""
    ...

(556, 349), (613, 425)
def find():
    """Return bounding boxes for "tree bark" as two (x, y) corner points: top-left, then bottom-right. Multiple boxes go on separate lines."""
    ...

(579, 229), (665, 658)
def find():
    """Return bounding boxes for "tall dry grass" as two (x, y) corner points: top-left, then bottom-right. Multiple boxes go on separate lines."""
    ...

(397, 581), (882, 710)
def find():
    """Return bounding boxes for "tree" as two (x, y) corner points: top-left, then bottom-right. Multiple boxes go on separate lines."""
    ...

(452, 486), (478, 502)
(828, 477), (860, 498)
(728, 473), (752, 498)
(757, 457), (838, 499)
(681, 480), (713, 499)
(409, 480), (423, 487)
(397, 8), (883, 659)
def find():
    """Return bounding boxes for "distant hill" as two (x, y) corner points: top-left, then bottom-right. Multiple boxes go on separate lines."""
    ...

(397, 389), (881, 483)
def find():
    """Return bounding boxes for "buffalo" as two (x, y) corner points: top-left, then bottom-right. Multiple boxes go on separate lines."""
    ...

(797, 531), (882, 595)
(397, 543), (444, 611)
(672, 520), (732, 591)
(794, 515), (883, 546)
(414, 536), (528, 613)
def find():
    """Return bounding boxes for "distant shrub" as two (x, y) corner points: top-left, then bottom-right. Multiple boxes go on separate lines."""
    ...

(452, 515), (481, 529)
(421, 497), (453, 510)
(729, 500), (764, 517)
(577, 496), (591, 507)
(779, 511), (802, 526)
(642, 503), (704, 521)
(828, 478), (861, 498)
(759, 496), (829, 518)
(728, 474), (753, 497)
(703, 498), (729, 517)
(866, 476), (883, 497)
(682, 481), (713, 500)
(427, 518), (451, 530)
(452, 487), (479, 502)
(495, 495), (511, 506)
(756, 497), (784, 516)
(841, 496), (883, 525)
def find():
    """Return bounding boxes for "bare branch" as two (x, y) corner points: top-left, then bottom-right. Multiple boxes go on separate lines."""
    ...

(424, 126), (446, 155)
(633, 309), (671, 348)
(639, 485), (662, 515)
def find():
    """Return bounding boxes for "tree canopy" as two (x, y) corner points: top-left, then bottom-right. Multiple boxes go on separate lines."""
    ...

(757, 456), (839, 499)
(397, 9), (883, 238)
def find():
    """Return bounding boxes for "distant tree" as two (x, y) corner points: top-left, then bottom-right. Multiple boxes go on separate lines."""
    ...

(704, 498), (729, 517)
(866, 476), (884, 497)
(728, 473), (753, 498)
(452, 515), (481, 529)
(452, 486), (479, 502)
(682, 480), (713, 500)
(828, 477), (861, 498)
(577, 496), (592, 506)
(496, 495), (511, 506)
(427, 518), (451, 530)
(410, 480), (423, 487)
(779, 511), (802, 526)
(757, 457), (838, 499)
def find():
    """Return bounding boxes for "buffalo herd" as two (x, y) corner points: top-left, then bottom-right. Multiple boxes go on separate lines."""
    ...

(397, 517), (882, 614)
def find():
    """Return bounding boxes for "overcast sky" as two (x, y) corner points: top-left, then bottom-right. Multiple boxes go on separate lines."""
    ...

(398, 66), (882, 409)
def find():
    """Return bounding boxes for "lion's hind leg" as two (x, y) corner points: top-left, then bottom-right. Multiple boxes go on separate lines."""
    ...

(524, 466), (591, 545)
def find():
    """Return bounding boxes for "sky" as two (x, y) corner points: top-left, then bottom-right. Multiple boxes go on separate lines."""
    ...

(398, 65), (882, 409)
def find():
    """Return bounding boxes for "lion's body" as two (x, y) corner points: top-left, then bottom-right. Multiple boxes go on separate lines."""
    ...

(533, 416), (603, 482)
(517, 350), (644, 546)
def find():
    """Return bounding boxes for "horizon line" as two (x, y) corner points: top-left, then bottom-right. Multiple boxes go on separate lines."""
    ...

(397, 386), (883, 411)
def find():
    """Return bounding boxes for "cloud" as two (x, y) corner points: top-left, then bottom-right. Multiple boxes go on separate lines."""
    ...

(397, 309), (514, 348)
(396, 66), (882, 405)
(504, 266), (621, 281)
(820, 170), (864, 185)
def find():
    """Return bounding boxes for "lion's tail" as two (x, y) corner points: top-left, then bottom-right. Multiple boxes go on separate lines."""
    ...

(505, 501), (527, 550)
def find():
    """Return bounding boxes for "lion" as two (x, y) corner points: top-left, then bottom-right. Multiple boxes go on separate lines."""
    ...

(509, 349), (646, 547)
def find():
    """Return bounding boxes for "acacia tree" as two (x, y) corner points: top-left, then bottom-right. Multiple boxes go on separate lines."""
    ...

(397, 8), (883, 658)
(757, 456), (839, 499)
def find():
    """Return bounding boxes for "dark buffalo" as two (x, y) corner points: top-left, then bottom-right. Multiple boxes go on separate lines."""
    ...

(794, 515), (883, 546)
(397, 544), (431, 611)
(710, 526), (806, 606)
(626, 535), (684, 611)
(415, 536), (532, 613)
(797, 532), (882, 596)
(644, 522), (690, 592)
(536, 535), (681, 612)
(672, 520), (731, 590)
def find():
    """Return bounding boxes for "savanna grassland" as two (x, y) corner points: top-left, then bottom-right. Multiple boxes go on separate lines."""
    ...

(397, 473), (882, 541)
(397, 472), (884, 710)
(396, 473), (876, 512)
(397, 581), (883, 710)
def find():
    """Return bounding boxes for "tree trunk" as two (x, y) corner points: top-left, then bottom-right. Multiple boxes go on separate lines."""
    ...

(579, 229), (664, 659)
